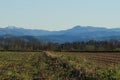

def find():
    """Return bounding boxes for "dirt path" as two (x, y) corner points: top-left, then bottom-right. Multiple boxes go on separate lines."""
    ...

(43, 51), (59, 58)
(40, 51), (87, 80)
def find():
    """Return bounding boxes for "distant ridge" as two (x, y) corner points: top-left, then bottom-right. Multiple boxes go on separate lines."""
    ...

(0, 25), (120, 43)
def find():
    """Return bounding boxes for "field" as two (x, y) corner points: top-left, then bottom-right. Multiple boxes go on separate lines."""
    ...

(53, 52), (120, 79)
(58, 52), (120, 66)
(0, 51), (82, 80)
(0, 51), (120, 80)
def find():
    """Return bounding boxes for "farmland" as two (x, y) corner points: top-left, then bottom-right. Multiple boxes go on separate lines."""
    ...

(52, 52), (120, 79)
(0, 51), (82, 80)
(57, 52), (120, 66)
(0, 51), (120, 80)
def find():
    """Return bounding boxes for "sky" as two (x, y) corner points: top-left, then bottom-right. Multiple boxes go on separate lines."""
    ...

(0, 0), (120, 30)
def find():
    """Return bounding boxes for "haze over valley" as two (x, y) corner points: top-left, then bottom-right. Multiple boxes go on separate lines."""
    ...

(0, 25), (120, 43)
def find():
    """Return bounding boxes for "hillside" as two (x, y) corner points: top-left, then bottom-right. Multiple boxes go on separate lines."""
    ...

(0, 26), (120, 43)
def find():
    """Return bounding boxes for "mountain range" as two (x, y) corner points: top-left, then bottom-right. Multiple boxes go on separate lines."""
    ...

(0, 25), (120, 43)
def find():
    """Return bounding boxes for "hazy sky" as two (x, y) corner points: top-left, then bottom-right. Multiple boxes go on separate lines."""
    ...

(0, 0), (120, 30)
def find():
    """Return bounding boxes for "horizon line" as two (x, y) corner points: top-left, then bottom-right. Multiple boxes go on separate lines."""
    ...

(0, 25), (120, 31)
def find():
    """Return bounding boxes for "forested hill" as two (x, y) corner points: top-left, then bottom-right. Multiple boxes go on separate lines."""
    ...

(0, 36), (120, 52)
(0, 26), (120, 43)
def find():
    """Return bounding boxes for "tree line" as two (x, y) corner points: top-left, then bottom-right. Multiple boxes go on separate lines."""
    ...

(0, 37), (120, 52)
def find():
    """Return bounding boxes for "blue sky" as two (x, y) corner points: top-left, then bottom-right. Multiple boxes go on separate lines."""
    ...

(0, 0), (120, 30)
